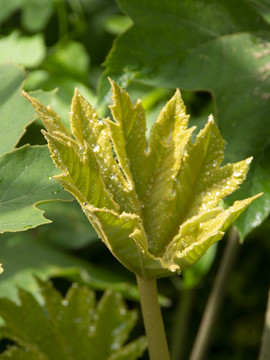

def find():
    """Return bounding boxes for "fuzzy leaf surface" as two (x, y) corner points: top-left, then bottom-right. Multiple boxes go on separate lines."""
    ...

(100, 0), (270, 239)
(26, 84), (261, 278)
(0, 280), (147, 360)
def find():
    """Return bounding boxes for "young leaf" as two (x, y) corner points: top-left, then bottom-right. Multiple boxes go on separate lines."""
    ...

(0, 279), (147, 360)
(100, 0), (270, 239)
(25, 83), (261, 278)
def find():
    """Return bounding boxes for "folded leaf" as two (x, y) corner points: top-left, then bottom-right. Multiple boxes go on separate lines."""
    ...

(25, 83), (262, 278)
(108, 80), (148, 199)
(164, 194), (261, 271)
(84, 206), (170, 278)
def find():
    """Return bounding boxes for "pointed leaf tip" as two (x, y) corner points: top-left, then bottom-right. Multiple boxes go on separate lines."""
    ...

(25, 83), (262, 278)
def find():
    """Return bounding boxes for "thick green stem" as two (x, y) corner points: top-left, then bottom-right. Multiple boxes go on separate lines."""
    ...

(136, 276), (171, 360)
(189, 226), (240, 360)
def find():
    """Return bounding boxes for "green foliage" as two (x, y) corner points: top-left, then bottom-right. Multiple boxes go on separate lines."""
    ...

(0, 63), (54, 155)
(0, 62), (74, 233)
(25, 82), (260, 278)
(0, 1), (268, 357)
(0, 231), (140, 304)
(24, 41), (96, 124)
(100, 0), (270, 240)
(0, 279), (147, 360)
(0, 31), (46, 68)
(0, 146), (72, 233)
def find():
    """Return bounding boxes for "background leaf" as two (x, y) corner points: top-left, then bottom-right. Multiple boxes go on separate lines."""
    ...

(0, 231), (140, 304)
(0, 31), (46, 68)
(0, 279), (147, 360)
(0, 145), (72, 233)
(0, 62), (55, 155)
(100, 0), (270, 239)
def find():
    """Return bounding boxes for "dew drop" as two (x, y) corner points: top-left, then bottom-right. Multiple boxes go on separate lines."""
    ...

(233, 171), (242, 177)
(169, 189), (176, 198)
(89, 325), (96, 333)
(93, 145), (100, 153)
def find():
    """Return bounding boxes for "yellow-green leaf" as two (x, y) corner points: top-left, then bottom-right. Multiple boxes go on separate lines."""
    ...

(108, 80), (148, 200)
(25, 82), (262, 278)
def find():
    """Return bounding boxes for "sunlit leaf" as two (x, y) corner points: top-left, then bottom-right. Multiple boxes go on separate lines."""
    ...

(25, 83), (261, 278)
(0, 31), (45, 68)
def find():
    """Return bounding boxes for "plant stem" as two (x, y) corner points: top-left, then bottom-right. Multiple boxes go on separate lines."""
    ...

(171, 289), (194, 360)
(136, 275), (171, 360)
(189, 226), (240, 360)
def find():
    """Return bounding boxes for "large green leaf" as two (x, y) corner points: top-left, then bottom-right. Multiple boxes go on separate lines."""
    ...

(0, 145), (72, 233)
(0, 279), (147, 360)
(0, 62), (55, 155)
(26, 83), (261, 278)
(100, 0), (270, 239)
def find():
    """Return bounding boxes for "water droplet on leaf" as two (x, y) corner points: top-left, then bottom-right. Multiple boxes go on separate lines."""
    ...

(93, 145), (100, 153)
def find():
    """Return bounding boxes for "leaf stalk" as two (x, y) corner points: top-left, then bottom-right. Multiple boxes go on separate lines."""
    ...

(136, 275), (171, 360)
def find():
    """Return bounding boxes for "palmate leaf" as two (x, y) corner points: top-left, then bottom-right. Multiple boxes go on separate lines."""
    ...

(25, 83), (261, 278)
(0, 279), (147, 360)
